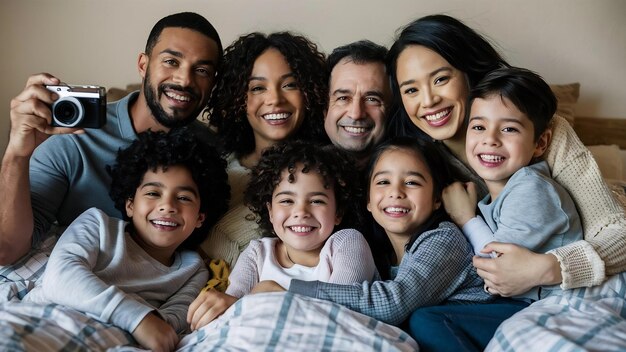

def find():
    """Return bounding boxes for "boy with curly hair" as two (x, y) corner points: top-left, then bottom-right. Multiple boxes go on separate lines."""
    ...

(186, 140), (377, 330)
(24, 128), (230, 351)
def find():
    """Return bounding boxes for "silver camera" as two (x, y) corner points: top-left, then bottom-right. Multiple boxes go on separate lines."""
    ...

(46, 85), (107, 128)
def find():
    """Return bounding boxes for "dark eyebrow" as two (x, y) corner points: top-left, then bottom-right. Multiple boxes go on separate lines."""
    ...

(364, 90), (385, 99)
(332, 88), (353, 96)
(406, 171), (428, 182)
(249, 72), (296, 82)
(398, 67), (453, 88)
(372, 170), (427, 182)
(398, 79), (415, 89)
(307, 192), (330, 198)
(140, 182), (199, 196)
(159, 49), (216, 68)
(372, 170), (390, 179)
(332, 88), (384, 99)
(274, 190), (295, 197)
(469, 116), (525, 126)
(274, 190), (330, 198)
(141, 181), (165, 189)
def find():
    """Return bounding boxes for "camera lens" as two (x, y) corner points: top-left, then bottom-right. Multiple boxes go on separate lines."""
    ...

(52, 97), (84, 127)
(54, 101), (79, 123)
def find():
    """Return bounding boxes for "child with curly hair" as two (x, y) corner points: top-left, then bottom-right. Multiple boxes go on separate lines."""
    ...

(187, 140), (376, 330)
(23, 128), (230, 351)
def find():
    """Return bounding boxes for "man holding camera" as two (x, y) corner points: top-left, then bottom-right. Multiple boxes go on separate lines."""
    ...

(0, 12), (222, 266)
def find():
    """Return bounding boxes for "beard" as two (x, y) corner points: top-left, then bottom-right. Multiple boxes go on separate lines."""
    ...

(143, 67), (204, 129)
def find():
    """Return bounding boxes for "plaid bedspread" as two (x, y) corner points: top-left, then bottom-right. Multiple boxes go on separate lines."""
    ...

(0, 233), (60, 302)
(0, 302), (135, 351)
(487, 271), (626, 351)
(0, 292), (416, 352)
(175, 292), (418, 352)
(3, 226), (625, 351)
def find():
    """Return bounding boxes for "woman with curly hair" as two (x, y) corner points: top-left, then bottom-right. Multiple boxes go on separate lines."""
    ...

(187, 140), (376, 330)
(199, 31), (329, 268)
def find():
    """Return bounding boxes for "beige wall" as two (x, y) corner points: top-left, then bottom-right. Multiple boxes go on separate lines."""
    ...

(1, 0), (625, 156)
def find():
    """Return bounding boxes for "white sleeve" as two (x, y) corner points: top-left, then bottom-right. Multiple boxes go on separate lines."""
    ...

(41, 208), (153, 332)
(325, 229), (377, 284)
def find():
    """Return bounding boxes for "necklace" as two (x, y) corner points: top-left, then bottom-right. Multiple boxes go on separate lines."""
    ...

(284, 244), (295, 266)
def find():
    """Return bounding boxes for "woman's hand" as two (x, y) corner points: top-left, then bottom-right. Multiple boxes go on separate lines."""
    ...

(186, 289), (237, 331)
(442, 182), (478, 227)
(474, 242), (562, 296)
(251, 280), (286, 294)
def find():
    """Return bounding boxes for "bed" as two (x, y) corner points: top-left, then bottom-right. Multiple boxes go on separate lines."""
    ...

(0, 82), (624, 351)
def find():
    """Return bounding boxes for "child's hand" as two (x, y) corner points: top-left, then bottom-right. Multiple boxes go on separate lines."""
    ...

(187, 289), (237, 330)
(251, 280), (286, 294)
(442, 181), (478, 226)
(132, 312), (178, 352)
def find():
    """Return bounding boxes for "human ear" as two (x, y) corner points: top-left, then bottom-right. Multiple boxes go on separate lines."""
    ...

(533, 129), (552, 158)
(334, 210), (343, 226)
(138, 53), (148, 79)
(125, 198), (134, 218)
(195, 213), (206, 228)
(266, 202), (273, 223)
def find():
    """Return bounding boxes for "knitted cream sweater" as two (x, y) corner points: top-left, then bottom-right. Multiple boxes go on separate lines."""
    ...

(545, 115), (626, 289)
(199, 154), (262, 268)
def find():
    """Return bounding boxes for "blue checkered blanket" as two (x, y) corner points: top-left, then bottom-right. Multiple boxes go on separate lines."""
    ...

(174, 292), (417, 351)
(0, 290), (416, 351)
(487, 271), (626, 351)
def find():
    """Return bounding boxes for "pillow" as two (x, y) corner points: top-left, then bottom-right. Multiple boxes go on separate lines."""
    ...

(106, 83), (141, 102)
(550, 83), (580, 126)
(587, 144), (623, 181)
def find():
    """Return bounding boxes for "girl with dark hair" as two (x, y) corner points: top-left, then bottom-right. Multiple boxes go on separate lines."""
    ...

(388, 14), (626, 351)
(198, 32), (329, 268)
(250, 137), (490, 327)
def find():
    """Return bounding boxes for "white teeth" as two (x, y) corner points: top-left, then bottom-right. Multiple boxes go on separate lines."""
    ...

(385, 207), (409, 214)
(263, 113), (290, 120)
(343, 126), (368, 134)
(290, 226), (313, 233)
(424, 109), (450, 121)
(165, 91), (190, 102)
(480, 154), (504, 162)
(152, 220), (178, 227)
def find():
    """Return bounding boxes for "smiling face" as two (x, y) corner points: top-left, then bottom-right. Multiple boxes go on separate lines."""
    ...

(125, 165), (205, 264)
(395, 45), (469, 142)
(246, 48), (305, 152)
(466, 95), (550, 199)
(139, 27), (219, 129)
(267, 166), (341, 264)
(367, 148), (440, 241)
(324, 59), (389, 156)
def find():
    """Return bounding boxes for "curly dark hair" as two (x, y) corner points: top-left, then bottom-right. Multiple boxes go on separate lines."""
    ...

(208, 32), (329, 158)
(244, 140), (362, 236)
(107, 127), (230, 250)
